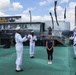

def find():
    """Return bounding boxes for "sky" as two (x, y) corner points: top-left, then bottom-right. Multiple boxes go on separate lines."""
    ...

(0, 0), (76, 30)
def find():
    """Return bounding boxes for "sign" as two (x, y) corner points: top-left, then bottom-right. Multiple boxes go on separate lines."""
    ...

(0, 16), (21, 22)
(0, 18), (7, 22)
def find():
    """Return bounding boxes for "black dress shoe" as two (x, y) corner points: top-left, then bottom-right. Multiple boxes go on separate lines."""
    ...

(16, 69), (23, 72)
(30, 56), (34, 58)
(74, 57), (76, 59)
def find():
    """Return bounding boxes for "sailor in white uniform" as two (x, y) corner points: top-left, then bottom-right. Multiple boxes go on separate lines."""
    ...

(15, 26), (28, 72)
(28, 31), (37, 58)
(74, 35), (76, 59)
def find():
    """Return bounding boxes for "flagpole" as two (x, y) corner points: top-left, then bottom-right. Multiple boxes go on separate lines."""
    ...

(75, 6), (76, 27)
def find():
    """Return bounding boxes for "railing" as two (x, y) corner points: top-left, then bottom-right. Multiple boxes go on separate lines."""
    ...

(52, 31), (69, 46)
(40, 31), (69, 46)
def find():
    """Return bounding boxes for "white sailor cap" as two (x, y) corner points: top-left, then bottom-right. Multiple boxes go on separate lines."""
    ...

(31, 30), (34, 33)
(16, 26), (21, 30)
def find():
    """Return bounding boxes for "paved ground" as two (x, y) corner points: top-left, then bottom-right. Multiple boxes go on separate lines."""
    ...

(0, 45), (76, 75)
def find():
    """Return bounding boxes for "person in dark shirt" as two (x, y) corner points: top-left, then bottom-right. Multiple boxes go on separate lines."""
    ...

(47, 26), (52, 35)
(46, 35), (54, 64)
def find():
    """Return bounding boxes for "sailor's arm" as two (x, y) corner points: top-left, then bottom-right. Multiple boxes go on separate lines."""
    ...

(17, 34), (27, 42)
(34, 36), (37, 41)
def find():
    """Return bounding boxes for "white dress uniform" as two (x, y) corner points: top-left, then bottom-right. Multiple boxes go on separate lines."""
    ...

(74, 36), (76, 57)
(28, 34), (37, 57)
(15, 32), (27, 70)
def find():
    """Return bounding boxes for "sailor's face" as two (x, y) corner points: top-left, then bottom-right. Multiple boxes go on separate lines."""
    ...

(17, 29), (22, 33)
(31, 32), (34, 35)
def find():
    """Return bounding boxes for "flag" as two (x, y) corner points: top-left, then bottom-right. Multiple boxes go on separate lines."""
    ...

(54, 0), (57, 7)
(49, 12), (54, 29)
(54, 0), (59, 26)
(29, 10), (32, 25)
(64, 8), (66, 19)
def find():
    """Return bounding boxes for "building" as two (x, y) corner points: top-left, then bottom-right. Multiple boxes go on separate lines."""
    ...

(0, 16), (70, 47)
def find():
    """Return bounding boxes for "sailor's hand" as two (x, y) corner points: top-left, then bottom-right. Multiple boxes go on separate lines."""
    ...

(33, 40), (35, 41)
(25, 35), (27, 38)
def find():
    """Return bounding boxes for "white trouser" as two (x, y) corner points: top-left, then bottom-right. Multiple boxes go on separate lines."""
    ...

(74, 46), (76, 56)
(15, 44), (23, 70)
(30, 42), (35, 57)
